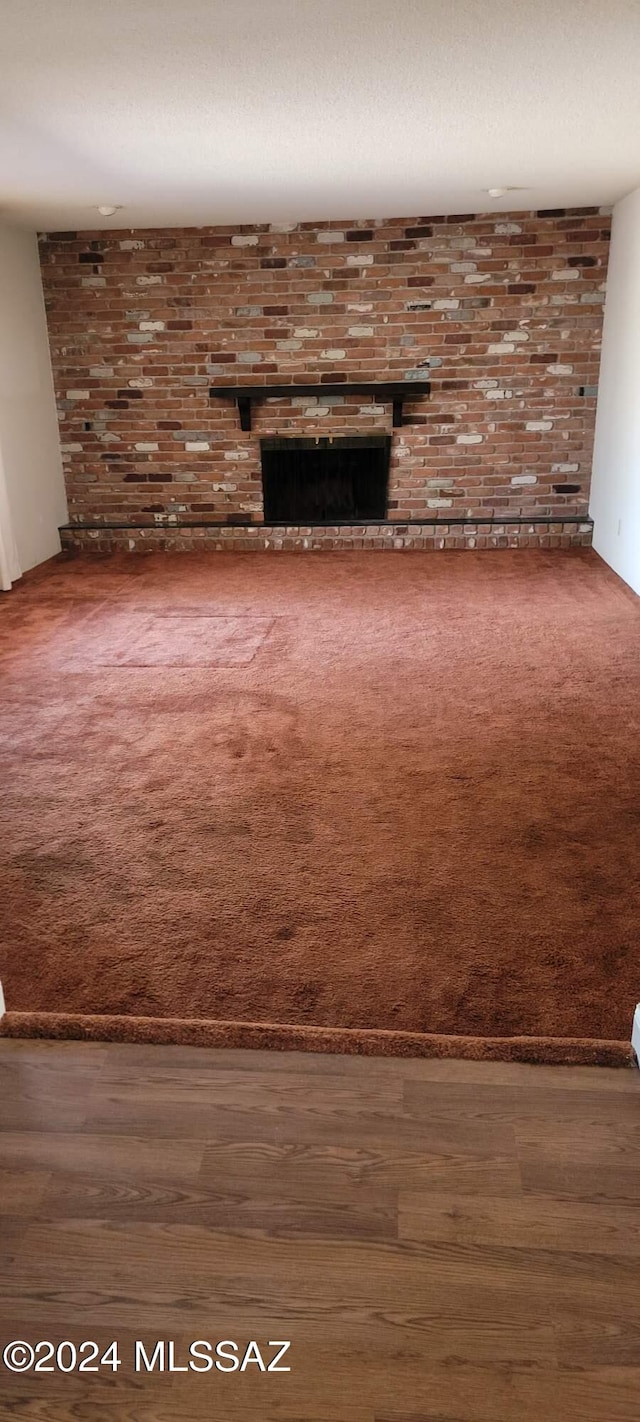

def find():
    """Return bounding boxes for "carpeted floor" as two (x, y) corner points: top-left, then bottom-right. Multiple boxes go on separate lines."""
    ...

(0, 548), (638, 1065)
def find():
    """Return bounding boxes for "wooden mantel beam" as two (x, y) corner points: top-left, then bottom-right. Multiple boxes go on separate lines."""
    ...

(209, 381), (431, 432)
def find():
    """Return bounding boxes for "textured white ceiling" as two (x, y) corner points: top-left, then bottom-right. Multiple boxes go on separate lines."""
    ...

(1, 0), (640, 231)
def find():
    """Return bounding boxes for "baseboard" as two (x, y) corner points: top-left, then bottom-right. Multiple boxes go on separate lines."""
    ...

(631, 1004), (640, 1066)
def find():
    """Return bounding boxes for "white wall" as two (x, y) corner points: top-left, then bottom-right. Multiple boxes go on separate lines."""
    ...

(0, 221), (67, 582)
(590, 186), (640, 593)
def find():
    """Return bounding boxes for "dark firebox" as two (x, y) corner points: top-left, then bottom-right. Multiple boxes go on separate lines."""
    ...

(260, 435), (390, 523)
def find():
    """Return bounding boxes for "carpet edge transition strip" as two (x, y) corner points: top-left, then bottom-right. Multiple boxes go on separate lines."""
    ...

(0, 1012), (633, 1068)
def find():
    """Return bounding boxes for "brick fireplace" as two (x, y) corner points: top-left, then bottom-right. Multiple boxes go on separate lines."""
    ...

(39, 207), (610, 552)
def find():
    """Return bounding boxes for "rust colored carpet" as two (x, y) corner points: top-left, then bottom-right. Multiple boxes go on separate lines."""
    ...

(0, 549), (638, 1066)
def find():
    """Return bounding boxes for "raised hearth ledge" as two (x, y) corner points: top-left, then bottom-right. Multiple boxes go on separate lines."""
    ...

(60, 516), (592, 530)
(59, 518), (593, 553)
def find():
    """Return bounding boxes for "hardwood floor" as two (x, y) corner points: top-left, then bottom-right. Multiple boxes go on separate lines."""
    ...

(0, 1041), (639, 1420)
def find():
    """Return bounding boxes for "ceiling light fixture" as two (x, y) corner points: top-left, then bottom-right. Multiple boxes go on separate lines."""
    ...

(487, 188), (511, 199)
(96, 205), (122, 217)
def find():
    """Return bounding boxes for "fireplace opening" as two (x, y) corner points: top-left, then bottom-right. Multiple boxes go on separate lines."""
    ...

(260, 435), (390, 523)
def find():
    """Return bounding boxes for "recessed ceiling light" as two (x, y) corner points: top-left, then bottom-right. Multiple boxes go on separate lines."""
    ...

(97, 205), (122, 217)
(487, 188), (510, 199)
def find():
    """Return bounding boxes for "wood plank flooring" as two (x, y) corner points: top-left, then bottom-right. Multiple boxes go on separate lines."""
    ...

(0, 1040), (639, 1420)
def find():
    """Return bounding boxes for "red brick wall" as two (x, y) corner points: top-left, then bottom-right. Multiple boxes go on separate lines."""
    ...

(39, 207), (609, 551)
